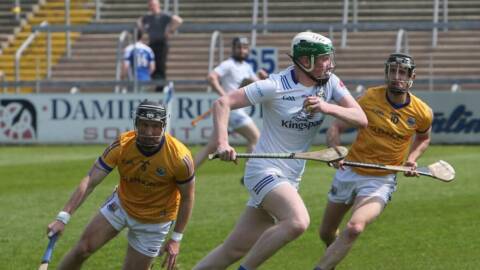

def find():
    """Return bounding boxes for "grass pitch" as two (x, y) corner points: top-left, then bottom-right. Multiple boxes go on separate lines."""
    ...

(1, 145), (479, 269)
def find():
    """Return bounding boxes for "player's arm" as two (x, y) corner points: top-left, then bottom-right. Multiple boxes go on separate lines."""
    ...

(47, 161), (109, 236)
(207, 71), (227, 96)
(256, 68), (269, 80)
(213, 89), (252, 160)
(122, 60), (130, 80)
(306, 94), (367, 128)
(408, 128), (432, 163)
(122, 47), (132, 80)
(172, 179), (195, 237)
(326, 119), (353, 148)
(404, 108), (433, 176)
(149, 57), (155, 75)
(403, 128), (431, 177)
(162, 178), (195, 270)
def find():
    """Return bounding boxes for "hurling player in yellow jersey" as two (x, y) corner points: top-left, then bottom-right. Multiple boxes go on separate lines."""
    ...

(46, 100), (195, 270)
(314, 53), (433, 270)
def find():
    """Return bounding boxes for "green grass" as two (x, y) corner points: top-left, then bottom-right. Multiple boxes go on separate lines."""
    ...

(1, 145), (479, 269)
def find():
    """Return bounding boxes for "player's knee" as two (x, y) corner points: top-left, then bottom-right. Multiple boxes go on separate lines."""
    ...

(224, 243), (249, 262)
(229, 246), (249, 261)
(74, 240), (96, 259)
(319, 227), (337, 245)
(285, 215), (310, 240)
(345, 221), (365, 240)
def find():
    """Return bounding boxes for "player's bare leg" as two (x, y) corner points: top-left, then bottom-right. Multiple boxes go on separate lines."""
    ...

(194, 122), (258, 168)
(234, 122), (260, 184)
(193, 207), (274, 270)
(234, 122), (260, 154)
(194, 136), (217, 168)
(122, 244), (155, 270)
(319, 201), (352, 247)
(315, 196), (385, 270)
(241, 183), (310, 269)
(58, 212), (119, 270)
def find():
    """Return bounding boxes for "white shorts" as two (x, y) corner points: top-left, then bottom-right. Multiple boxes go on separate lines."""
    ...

(328, 167), (397, 205)
(100, 192), (173, 257)
(229, 108), (254, 130)
(244, 171), (300, 208)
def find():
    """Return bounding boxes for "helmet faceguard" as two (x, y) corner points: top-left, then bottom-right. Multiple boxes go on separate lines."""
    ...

(232, 36), (250, 62)
(385, 53), (416, 94)
(290, 32), (335, 86)
(133, 100), (167, 148)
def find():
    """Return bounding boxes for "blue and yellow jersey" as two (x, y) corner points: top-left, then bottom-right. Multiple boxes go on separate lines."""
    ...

(98, 131), (194, 223)
(348, 86), (433, 176)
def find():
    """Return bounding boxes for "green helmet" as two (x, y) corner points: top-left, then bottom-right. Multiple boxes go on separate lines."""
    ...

(290, 32), (335, 84)
(291, 32), (334, 59)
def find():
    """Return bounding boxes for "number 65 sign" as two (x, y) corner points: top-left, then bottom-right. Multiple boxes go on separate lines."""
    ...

(246, 47), (278, 74)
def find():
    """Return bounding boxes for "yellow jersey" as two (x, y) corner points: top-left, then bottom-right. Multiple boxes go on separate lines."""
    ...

(98, 131), (194, 223)
(348, 86), (433, 176)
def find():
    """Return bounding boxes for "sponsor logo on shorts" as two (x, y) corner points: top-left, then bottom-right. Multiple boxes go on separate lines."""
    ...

(329, 185), (337, 195)
(107, 202), (118, 212)
(148, 248), (159, 253)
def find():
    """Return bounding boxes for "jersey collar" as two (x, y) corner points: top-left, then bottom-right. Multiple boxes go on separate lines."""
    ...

(136, 136), (166, 157)
(290, 68), (299, 84)
(385, 90), (411, 109)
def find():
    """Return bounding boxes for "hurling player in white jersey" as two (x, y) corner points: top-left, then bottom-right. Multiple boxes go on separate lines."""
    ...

(194, 36), (267, 168)
(194, 32), (367, 270)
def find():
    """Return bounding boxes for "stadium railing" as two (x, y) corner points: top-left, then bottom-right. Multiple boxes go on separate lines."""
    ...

(12, 20), (480, 94)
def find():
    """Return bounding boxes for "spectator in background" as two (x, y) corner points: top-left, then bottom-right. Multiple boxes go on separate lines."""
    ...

(122, 29), (155, 92)
(138, 0), (183, 92)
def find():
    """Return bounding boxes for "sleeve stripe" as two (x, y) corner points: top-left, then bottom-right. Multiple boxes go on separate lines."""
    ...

(182, 156), (194, 177)
(97, 157), (113, 173)
(176, 175), (195, 184)
(417, 126), (431, 133)
(102, 140), (120, 158)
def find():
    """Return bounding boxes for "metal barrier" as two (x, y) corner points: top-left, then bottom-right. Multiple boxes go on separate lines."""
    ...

(341, 0), (358, 48)
(395, 29), (409, 54)
(164, 0), (179, 15)
(115, 30), (132, 92)
(26, 21), (480, 93)
(15, 20), (48, 93)
(2, 78), (479, 93)
(207, 31), (224, 92)
(95, 0), (102, 20)
(432, 0), (449, 47)
(251, 0), (269, 48)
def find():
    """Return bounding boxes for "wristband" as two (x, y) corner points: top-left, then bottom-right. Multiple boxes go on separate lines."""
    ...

(171, 231), (183, 242)
(56, 211), (71, 225)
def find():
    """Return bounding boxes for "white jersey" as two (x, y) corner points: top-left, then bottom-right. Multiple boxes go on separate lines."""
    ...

(244, 66), (350, 181)
(214, 57), (257, 93)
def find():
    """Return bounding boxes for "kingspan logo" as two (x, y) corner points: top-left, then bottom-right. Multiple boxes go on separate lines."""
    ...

(281, 118), (324, 131)
(282, 107), (324, 131)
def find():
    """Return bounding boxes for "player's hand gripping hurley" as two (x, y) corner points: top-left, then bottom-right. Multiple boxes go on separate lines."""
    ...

(341, 160), (455, 182)
(38, 233), (58, 270)
(209, 146), (348, 163)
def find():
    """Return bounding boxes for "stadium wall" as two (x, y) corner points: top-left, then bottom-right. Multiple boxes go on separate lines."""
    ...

(0, 91), (479, 144)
